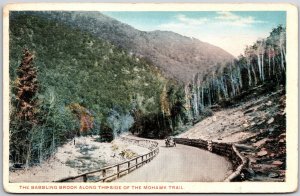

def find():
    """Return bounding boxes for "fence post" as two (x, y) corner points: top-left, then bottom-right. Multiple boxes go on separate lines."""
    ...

(141, 156), (144, 165)
(128, 161), (130, 173)
(83, 174), (87, 182)
(102, 169), (106, 182)
(207, 140), (212, 151)
(117, 165), (120, 178)
(136, 158), (138, 168)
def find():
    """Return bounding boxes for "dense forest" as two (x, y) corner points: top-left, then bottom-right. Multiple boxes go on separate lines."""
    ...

(9, 12), (286, 167)
(9, 13), (189, 166)
(21, 11), (234, 82)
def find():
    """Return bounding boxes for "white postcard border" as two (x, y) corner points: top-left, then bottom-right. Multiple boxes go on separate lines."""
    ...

(3, 3), (298, 193)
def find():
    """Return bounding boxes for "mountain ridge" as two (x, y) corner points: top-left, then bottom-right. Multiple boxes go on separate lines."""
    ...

(26, 11), (235, 83)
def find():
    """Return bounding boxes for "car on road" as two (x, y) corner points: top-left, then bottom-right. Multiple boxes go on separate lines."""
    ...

(165, 137), (176, 147)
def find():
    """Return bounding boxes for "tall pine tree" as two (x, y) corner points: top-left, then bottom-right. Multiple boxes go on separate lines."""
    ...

(10, 49), (38, 166)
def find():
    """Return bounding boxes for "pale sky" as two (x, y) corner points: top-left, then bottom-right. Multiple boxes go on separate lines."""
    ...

(103, 11), (286, 57)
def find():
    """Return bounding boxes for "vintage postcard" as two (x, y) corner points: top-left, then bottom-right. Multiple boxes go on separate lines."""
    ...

(3, 3), (298, 193)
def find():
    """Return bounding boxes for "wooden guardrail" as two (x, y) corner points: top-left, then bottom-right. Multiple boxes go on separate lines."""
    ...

(55, 137), (159, 182)
(224, 144), (248, 182)
(174, 138), (248, 182)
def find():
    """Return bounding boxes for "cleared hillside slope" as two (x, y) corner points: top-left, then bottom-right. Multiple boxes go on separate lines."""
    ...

(178, 85), (286, 182)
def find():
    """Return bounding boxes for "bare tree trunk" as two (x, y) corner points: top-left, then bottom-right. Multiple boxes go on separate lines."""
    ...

(261, 53), (265, 81)
(230, 74), (236, 97)
(272, 50), (275, 75)
(208, 85), (211, 106)
(247, 63), (252, 87)
(251, 63), (258, 85)
(229, 64), (236, 97)
(257, 52), (262, 81)
(268, 48), (271, 77)
(217, 79), (221, 101)
(201, 86), (204, 107)
(220, 77), (228, 99)
(280, 45), (285, 72)
(25, 134), (33, 169)
(237, 65), (243, 90)
(52, 132), (55, 154)
(184, 84), (190, 111)
(280, 31), (286, 72)
(245, 53), (253, 87)
(282, 45), (286, 63)
(197, 86), (202, 111)
(39, 129), (45, 163)
(193, 91), (198, 116)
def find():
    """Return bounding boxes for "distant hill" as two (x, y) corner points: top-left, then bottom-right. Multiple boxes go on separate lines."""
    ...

(9, 12), (172, 163)
(9, 12), (167, 117)
(30, 11), (235, 83)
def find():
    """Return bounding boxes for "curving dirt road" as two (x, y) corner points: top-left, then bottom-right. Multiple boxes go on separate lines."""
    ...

(116, 140), (233, 182)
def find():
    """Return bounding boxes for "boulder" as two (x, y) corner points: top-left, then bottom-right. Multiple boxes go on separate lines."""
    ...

(244, 109), (254, 115)
(278, 170), (286, 177)
(245, 168), (255, 177)
(212, 116), (217, 122)
(280, 110), (286, 116)
(257, 150), (268, 157)
(266, 101), (272, 106)
(257, 120), (265, 125)
(252, 164), (277, 170)
(243, 123), (249, 128)
(248, 157), (257, 164)
(267, 117), (274, 124)
(253, 138), (268, 148)
(268, 172), (279, 178)
(279, 133), (286, 139)
(235, 144), (255, 150)
(272, 160), (283, 166)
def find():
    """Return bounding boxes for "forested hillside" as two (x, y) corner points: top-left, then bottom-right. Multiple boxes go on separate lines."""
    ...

(184, 25), (286, 119)
(22, 11), (234, 83)
(9, 13), (187, 165)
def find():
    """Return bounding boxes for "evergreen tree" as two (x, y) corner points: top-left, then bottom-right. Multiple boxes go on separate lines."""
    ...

(10, 49), (38, 166)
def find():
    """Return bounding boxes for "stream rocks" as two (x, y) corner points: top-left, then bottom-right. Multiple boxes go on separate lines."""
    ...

(9, 136), (151, 182)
